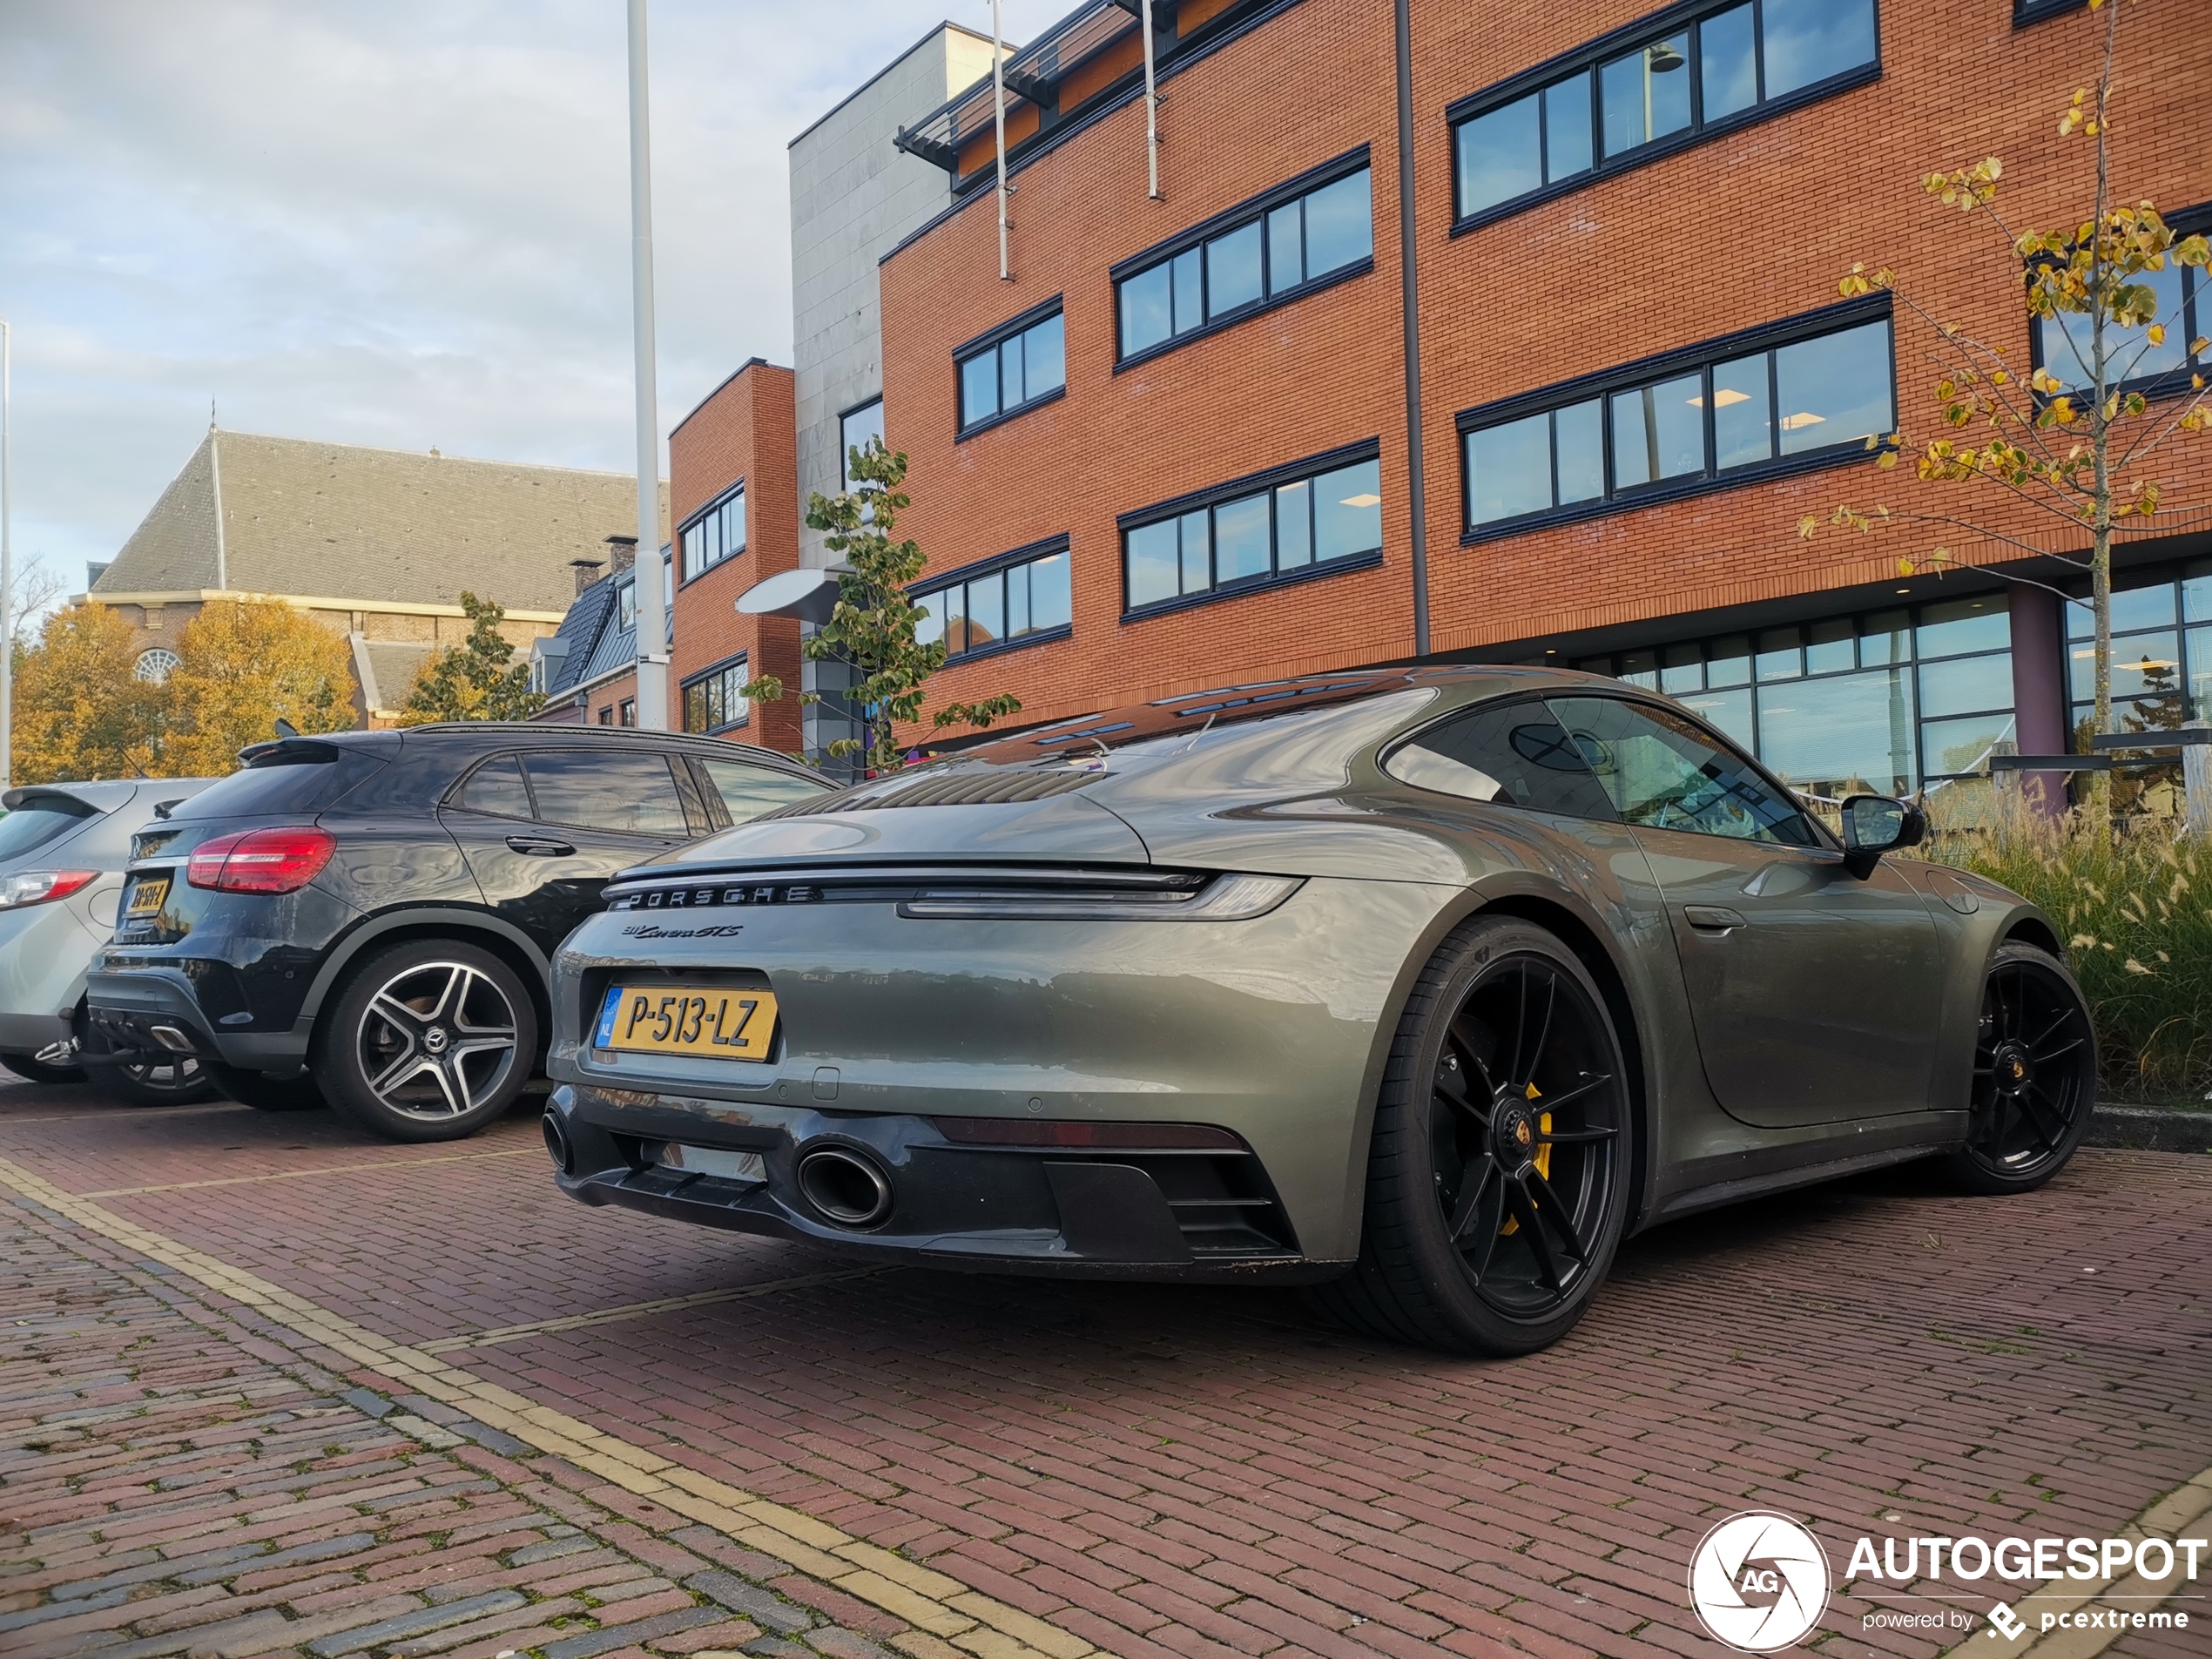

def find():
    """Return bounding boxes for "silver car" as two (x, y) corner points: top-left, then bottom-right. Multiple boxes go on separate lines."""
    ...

(541, 670), (2089, 1355)
(1, 779), (216, 1102)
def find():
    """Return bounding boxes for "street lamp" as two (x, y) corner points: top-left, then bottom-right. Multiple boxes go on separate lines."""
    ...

(625, 0), (670, 729)
(1643, 39), (1684, 144)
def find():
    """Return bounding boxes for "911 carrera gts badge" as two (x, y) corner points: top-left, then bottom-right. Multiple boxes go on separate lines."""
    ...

(620, 922), (746, 940)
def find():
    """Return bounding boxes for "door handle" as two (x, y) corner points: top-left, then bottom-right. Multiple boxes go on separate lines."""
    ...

(506, 835), (577, 857)
(1684, 905), (1748, 934)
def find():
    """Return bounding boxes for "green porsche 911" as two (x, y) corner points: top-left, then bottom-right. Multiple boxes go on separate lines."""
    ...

(541, 668), (2092, 1354)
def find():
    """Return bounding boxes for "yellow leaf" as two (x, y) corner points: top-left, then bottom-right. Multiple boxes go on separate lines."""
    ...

(2148, 324), (2167, 346)
(1797, 516), (1818, 539)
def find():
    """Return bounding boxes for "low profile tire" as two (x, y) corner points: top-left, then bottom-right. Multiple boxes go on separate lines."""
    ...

(97, 1055), (219, 1106)
(1, 1052), (86, 1086)
(315, 940), (537, 1143)
(1940, 941), (2096, 1195)
(1310, 915), (1635, 1356)
(205, 1060), (323, 1112)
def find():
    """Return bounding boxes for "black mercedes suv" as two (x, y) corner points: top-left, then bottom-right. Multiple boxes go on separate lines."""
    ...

(84, 724), (824, 1141)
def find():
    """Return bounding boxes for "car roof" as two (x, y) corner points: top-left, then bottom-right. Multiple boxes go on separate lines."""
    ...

(2, 779), (219, 815)
(235, 723), (816, 779)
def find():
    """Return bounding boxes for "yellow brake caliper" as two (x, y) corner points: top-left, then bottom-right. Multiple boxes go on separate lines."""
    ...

(1499, 1082), (1551, 1237)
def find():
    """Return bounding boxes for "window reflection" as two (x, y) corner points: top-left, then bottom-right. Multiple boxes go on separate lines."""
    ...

(1608, 373), (1703, 487)
(1123, 455), (1381, 610)
(1599, 32), (1690, 159)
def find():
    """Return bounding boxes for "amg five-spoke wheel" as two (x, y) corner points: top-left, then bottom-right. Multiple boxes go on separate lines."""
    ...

(1315, 915), (1632, 1354)
(318, 940), (539, 1142)
(1944, 940), (2096, 1193)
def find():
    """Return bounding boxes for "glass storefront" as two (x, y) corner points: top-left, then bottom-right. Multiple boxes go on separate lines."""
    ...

(1575, 593), (2016, 799)
(2066, 559), (2212, 734)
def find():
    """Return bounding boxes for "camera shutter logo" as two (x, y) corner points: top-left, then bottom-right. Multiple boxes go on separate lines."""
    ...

(1687, 1512), (1831, 1651)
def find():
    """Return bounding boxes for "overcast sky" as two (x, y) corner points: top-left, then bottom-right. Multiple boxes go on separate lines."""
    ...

(0, 0), (1062, 599)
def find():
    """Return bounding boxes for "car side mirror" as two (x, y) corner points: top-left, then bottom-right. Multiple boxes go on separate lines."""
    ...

(1839, 794), (1925, 878)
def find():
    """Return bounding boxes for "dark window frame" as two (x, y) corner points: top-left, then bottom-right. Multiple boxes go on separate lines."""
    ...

(954, 296), (1069, 441)
(1446, 0), (1882, 238)
(1118, 437), (1386, 623)
(678, 480), (747, 588)
(1110, 147), (1375, 372)
(680, 651), (752, 736)
(912, 534), (1076, 663)
(2027, 202), (2212, 404)
(1456, 294), (1895, 544)
(838, 395), (886, 493)
(2013, 0), (2086, 24)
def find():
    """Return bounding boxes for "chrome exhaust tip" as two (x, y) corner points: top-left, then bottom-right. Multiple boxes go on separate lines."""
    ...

(147, 1025), (196, 1054)
(796, 1146), (894, 1229)
(542, 1109), (574, 1176)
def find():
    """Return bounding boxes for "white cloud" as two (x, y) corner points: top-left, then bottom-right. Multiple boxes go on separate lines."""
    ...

(0, 0), (1063, 595)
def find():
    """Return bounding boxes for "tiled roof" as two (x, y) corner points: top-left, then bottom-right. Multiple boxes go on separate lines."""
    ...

(542, 554), (673, 697)
(91, 428), (668, 616)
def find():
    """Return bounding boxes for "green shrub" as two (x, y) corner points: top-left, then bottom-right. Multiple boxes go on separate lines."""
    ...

(1923, 799), (2212, 1102)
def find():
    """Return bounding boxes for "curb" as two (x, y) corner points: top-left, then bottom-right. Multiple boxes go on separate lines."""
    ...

(2084, 1101), (2212, 1154)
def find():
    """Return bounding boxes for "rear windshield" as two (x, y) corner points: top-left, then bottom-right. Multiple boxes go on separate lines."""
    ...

(0, 797), (99, 862)
(169, 751), (385, 820)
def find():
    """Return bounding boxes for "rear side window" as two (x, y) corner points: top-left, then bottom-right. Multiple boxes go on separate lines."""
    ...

(522, 752), (690, 837)
(0, 796), (99, 861)
(1385, 701), (1621, 821)
(695, 758), (825, 827)
(453, 754), (534, 819)
(168, 752), (382, 819)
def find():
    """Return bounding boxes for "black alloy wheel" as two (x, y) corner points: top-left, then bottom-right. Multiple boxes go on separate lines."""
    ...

(98, 1054), (219, 1106)
(1943, 941), (2096, 1194)
(318, 940), (538, 1143)
(1313, 915), (1633, 1355)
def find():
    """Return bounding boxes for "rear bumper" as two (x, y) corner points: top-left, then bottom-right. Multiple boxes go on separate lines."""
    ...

(0, 900), (107, 1054)
(547, 1083), (1345, 1284)
(83, 968), (310, 1069)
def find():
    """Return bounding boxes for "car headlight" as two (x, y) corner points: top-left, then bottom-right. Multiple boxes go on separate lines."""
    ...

(0, 870), (100, 910)
(900, 872), (1303, 921)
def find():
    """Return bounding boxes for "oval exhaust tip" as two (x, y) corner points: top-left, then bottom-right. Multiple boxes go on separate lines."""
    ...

(796, 1146), (894, 1229)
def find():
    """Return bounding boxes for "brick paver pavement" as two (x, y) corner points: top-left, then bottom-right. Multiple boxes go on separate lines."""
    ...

(3, 1076), (2206, 1659)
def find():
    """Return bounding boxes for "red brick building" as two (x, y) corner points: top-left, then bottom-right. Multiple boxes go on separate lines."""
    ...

(865, 0), (2212, 799)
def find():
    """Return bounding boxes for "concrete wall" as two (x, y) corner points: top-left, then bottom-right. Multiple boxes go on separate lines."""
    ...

(788, 23), (1000, 570)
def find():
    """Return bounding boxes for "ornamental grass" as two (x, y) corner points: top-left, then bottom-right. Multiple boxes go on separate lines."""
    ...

(1923, 791), (2212, 1103)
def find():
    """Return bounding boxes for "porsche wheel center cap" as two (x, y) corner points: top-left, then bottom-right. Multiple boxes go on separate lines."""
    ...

(1495, 1104), (1538, 1172)
(1991, 1041), (2032, 1095)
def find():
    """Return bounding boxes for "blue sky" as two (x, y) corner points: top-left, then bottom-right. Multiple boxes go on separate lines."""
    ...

(0, 0), (1060, 604)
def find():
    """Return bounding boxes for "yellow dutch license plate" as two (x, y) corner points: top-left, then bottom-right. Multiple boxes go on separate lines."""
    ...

(125, 877), (171, 917)
(594, 984), (777, 1061)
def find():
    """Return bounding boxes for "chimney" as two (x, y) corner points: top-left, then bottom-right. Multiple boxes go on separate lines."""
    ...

(604, 534), (637, 576)
(570, 558), (607, 596)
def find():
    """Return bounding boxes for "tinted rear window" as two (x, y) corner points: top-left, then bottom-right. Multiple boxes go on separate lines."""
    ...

(0, 797), (99, 861)
(171, 752), (385, 819)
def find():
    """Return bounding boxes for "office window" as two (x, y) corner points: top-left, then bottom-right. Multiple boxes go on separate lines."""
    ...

(680, 484), (746, 583)
(682, 657), (750, 734)
(1116, 162), (1372, 361)
(618, 698), (637, 728)
(958, 306), (1066, 434)
(840, 398), (884, 491)
(1450, 0), (1878, 224)
(2067, 563), (2212, 732)
(1461, 309), (1894, 535)
(1123, 451), (1381, 612)
(2035, 216), (2209, 395)
(1574, 594), (2018, 798)
(914, 545), (1073, 658)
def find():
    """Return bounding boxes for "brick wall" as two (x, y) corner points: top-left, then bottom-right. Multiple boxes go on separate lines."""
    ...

(878, 0), (2212, 741)
(668, 361), (806, 753)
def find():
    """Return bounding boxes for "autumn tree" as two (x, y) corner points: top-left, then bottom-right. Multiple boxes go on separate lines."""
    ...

(744, 442), (1020, 773)
(158, 598), (355, 774)
(8, 602), (165, 784)
(396, 591), (544, 724)
(1804, 0), (2209, 819)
